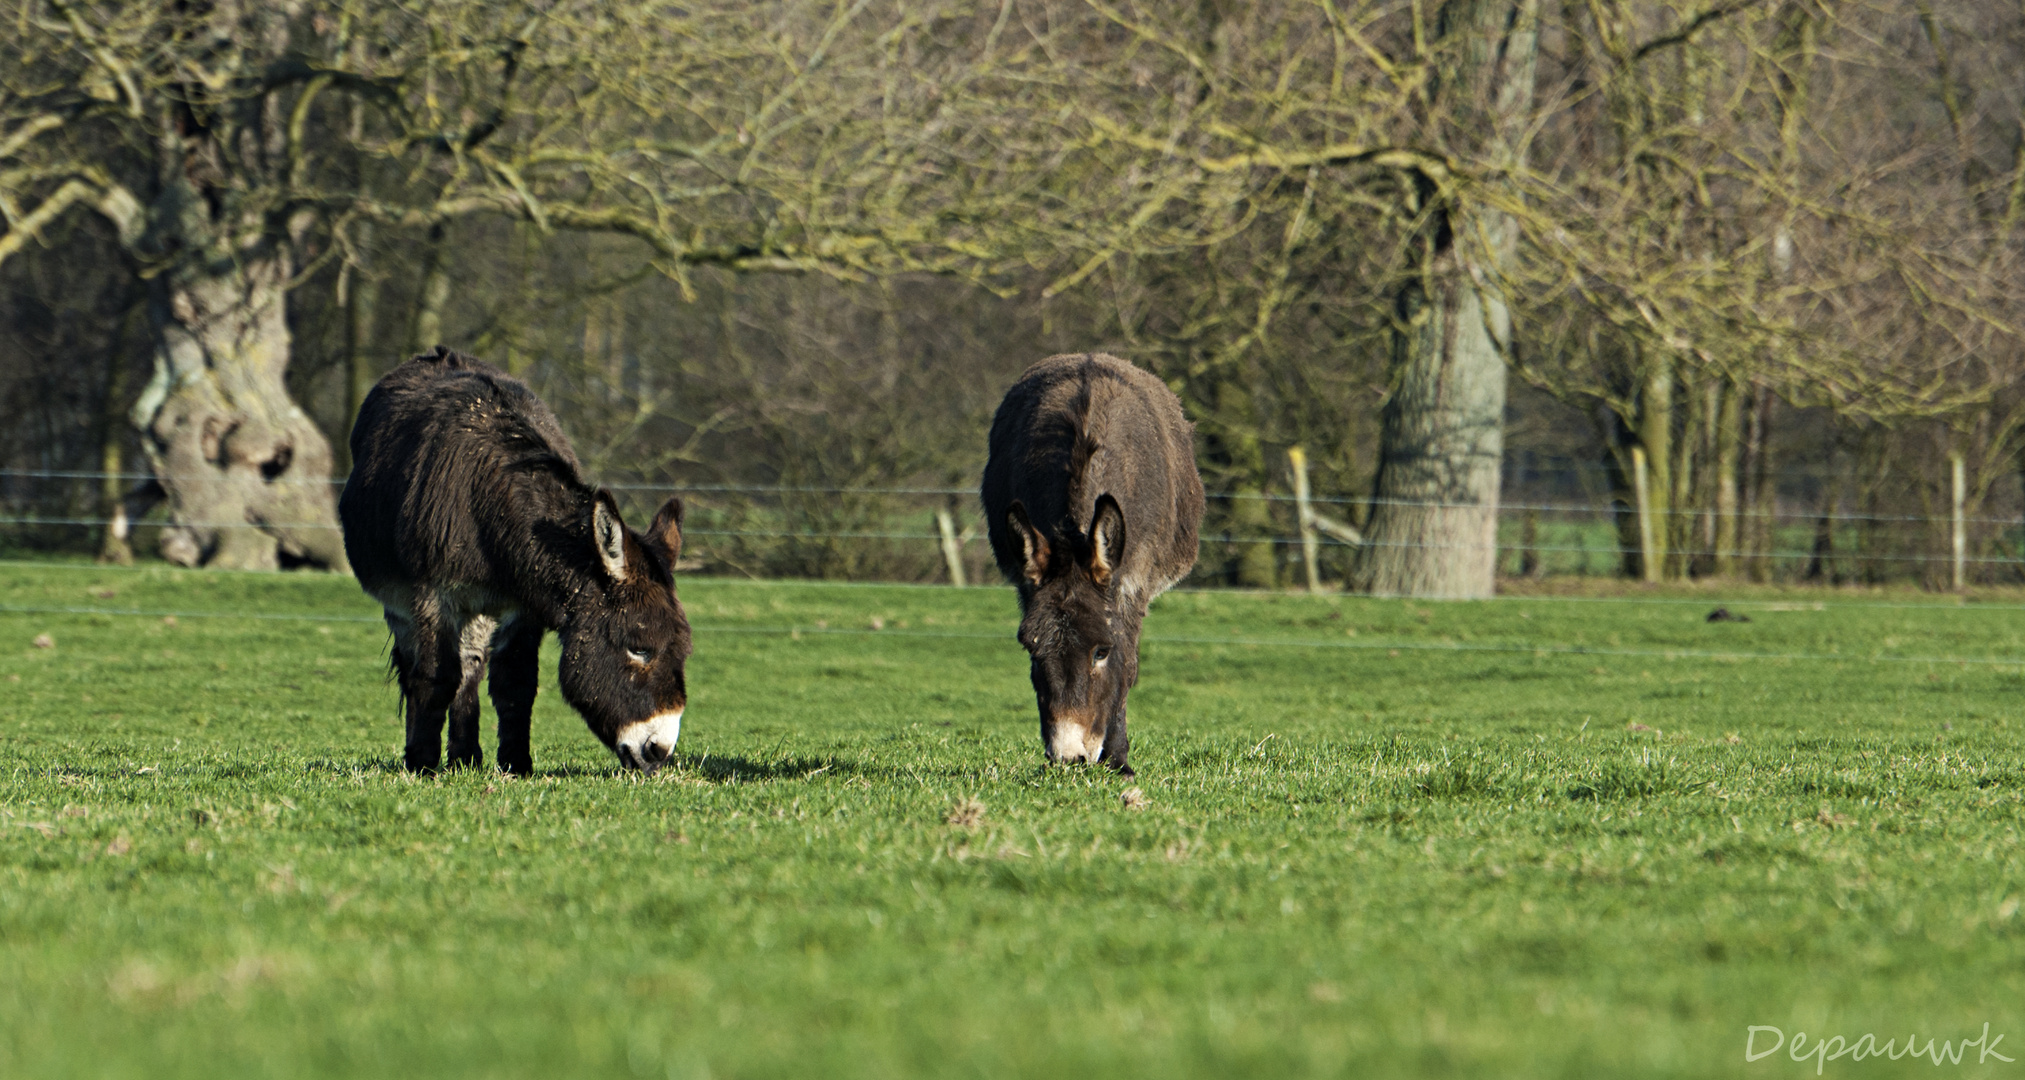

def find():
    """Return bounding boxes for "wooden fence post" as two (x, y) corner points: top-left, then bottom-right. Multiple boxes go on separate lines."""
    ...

(1284, 446), (1364, 589)
(1288, 446), (1322, 593)
(935, 509), (967, 588)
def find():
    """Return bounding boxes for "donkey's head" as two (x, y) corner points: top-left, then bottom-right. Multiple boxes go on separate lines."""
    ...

(557, 491), (692, 774)
(1006, 494), (1135, 768)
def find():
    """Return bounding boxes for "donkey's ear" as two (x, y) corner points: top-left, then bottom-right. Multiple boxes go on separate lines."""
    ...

(1006, 501), (1049, 587)
(647, 495), (685, 565)
(592, 490), (630, 581)
(1088, 494), (1126, 588)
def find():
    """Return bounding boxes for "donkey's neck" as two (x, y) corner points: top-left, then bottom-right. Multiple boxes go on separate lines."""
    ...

(494, 473), (605, 630)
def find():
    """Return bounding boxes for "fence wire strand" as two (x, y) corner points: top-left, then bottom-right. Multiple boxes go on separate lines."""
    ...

(0, 601), (2018, 668)
(6, 468), (2025, 526)
(12, 558), (2025, 611)
(0, 513), (2012, 568)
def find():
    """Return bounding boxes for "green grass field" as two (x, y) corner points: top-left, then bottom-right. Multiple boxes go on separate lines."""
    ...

(3, 560), (2024, 1078)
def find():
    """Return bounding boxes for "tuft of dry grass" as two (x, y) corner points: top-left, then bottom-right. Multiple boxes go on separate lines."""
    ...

(944, 797), (986, 828)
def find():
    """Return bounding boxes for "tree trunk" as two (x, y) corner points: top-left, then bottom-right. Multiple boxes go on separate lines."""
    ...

(1353, 258), (1512, 597)
(1853, 426), (1891, 584)
(1668, 368), (1698, 578)
(130, 255), (349, 572)
(1596, 396), (1644, 579)
(410, 220), (453, 355)
(1711, 377), (1742, 577)
(1219, 383), (1279, 589)
(2017, 445), (2025, 585)
(1804, 498), (1836, 583)
(1743, 383), (1774, 582)
(1672, 408), (1695, 576)
(344, 220), (383, 470)
(1227, 484), (1279, 588)
(1192, 372), (1279, 589)
(1353, 0), (1538, 600)
(1637, 351), (1673, 579)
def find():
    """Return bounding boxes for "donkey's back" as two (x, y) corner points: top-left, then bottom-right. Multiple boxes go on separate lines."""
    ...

(983, 352), (1203, 604)
(342, 346), (582, 594)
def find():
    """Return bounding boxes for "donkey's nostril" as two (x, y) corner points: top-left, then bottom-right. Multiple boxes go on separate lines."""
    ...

(643, 741), (672, 765)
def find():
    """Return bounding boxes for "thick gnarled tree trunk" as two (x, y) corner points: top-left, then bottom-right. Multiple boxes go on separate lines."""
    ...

(1353, 247), (1512, 597)
(131, 253), (348, 571)
(1352, 0), (1539, 599)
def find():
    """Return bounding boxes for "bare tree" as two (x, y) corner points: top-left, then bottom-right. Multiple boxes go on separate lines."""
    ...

(0, 0), (1011, 568)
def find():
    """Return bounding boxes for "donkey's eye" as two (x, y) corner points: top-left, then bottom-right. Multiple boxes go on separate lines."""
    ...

(1092, 646), (1111, 663)
(627, 648), (653, 664)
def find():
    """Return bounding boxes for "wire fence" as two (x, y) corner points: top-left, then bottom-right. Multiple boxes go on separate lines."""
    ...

(7, 465), (2025, 524)
(2, 466), (2021, 587)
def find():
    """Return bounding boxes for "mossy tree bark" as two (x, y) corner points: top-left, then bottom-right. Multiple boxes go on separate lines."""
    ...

(131, 251), (349, 571)
(1353, 0), (1539, 599)
(1637, 351), (1674, 579)
(1355, 243), (1514, 597)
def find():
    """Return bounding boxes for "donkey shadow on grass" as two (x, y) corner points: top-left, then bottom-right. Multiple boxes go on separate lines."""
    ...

(295, 752), (881, 786)
(672, 753), (875, 785)
(89, 747), (982, 787)
(477, 753), (879, 784)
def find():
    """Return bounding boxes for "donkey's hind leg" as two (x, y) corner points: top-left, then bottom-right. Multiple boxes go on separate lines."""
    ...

(391, 600), (457, 773)
(444, 615), (495, 770)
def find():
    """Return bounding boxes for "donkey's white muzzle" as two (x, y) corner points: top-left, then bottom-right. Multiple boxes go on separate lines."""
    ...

(1045, 718), (1104, 764)
(616, 710), (683, 773)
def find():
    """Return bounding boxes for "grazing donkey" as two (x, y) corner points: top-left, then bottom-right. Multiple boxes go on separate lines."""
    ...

(339, 347), (692, 775)
(981, 353), (1204, 775)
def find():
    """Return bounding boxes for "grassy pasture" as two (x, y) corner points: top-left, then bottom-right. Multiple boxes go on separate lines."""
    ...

(2, 560), (2024, 1077)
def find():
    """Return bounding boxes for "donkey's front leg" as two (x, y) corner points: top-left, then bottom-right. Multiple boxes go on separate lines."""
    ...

(488, 616), (543, 776)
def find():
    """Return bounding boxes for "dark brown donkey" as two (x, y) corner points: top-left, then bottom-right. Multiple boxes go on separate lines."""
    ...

(981, 353), (1204, 775)
(340, 347), (692, 775)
